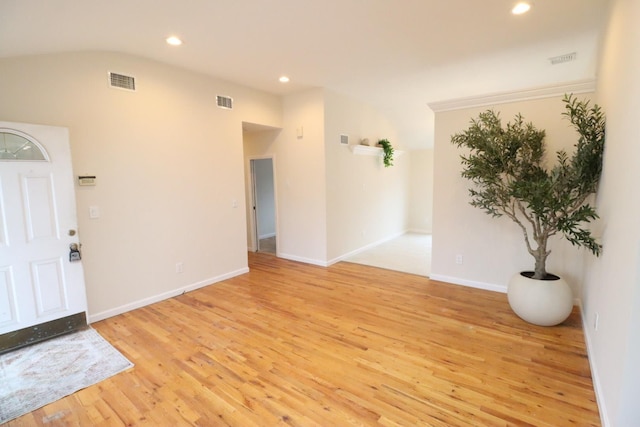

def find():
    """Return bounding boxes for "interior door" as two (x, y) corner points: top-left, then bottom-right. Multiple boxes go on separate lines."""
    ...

(0, 121), (87, 336)
(249, 159), (260, 252)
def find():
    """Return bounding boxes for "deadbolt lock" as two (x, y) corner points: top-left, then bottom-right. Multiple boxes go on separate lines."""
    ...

(69, 243), (81, 262)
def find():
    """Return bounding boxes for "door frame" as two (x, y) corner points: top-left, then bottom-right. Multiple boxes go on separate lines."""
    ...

(247, 155), (278, 253)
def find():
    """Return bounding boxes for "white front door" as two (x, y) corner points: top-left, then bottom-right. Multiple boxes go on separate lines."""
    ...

(0, 121), (87, 335)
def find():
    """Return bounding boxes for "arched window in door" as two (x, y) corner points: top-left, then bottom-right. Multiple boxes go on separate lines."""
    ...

(0, 129), (49, 161)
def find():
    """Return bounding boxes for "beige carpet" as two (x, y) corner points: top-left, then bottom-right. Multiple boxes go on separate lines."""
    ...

(0, 328), (133, 423)
(259, 235), (276, 254)
(344, 233), (432, 277)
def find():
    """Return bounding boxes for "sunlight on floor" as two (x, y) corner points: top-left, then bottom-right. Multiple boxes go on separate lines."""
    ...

(344, 233), (432, 277)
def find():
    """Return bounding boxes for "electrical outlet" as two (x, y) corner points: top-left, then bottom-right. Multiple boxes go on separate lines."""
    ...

(176, 262), (184, 274)
(455, 254), (463, 265)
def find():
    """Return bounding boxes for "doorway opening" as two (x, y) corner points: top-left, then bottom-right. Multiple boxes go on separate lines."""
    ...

(250, 157), (276, 254)
(242, 122), (280, 257)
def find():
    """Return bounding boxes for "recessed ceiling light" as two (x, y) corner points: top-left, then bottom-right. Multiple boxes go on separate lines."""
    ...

(512, 2), (531, 15)
(279, 76), (290, 83)
(166, 36), (183, 46)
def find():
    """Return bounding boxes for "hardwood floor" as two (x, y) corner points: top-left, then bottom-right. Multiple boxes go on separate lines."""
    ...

(7, 252), (600, 426)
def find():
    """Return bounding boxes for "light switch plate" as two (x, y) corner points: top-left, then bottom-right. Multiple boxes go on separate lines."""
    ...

(89, 206), (100, 219)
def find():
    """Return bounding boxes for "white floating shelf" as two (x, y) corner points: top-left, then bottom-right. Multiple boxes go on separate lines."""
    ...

(349, 145), (404, 157)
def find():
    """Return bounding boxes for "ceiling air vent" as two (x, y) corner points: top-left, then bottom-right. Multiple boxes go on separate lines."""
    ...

(549, 52), (577, 65)
(217, 95), (233, 109)
(108, 72), (136, 91)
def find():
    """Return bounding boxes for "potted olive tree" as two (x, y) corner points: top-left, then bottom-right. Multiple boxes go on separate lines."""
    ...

(451, 94), (606, 326)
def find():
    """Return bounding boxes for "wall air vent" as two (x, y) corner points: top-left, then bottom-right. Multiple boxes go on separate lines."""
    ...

(549, 52), (577, 65)
(108, 72), (136, 91)
(217, 95), (233, 109)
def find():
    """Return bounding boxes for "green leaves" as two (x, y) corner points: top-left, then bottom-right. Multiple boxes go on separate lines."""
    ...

(378, 139), (394, 167)
(451, 94), (605, 278)
(561, 94), (606, 195)
(452, 110), (548, 219)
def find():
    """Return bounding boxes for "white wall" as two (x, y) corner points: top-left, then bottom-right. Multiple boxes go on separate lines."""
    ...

(583, 0), (640, 425)
(431, 94), (595, 295)
(408, 149), (434, 233)
(0, 52), (282, 320)
(323, 89), (409, 263)
(273, 89), (328, 265)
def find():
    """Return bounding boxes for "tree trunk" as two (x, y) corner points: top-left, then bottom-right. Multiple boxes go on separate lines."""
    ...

(530, 230), (551, 280)
(533, 256), (547, 280)
(532, 242), (550, 279)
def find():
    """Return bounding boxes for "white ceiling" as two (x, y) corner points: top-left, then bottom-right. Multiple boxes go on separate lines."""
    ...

(0, 0), (609, 149)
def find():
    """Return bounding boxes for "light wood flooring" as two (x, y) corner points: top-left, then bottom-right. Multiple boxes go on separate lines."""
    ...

(7, 252), (600, 426)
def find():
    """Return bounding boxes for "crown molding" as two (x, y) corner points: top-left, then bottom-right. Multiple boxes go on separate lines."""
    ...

(427, 79), (597, 113)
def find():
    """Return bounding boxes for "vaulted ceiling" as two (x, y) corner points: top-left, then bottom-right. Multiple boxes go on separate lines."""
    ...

(0, 0), (609, 148)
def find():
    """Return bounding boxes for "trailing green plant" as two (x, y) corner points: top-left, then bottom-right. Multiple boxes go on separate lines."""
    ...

(378, 139), (394, 167)
(451, 94), (606, 280)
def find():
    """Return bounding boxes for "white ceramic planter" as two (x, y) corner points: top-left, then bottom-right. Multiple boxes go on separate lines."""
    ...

(507, 272), (574, 326)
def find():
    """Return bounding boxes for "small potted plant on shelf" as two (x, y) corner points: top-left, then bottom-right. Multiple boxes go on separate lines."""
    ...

(451, 94), (606, 326)
(377, 139), (394, 167)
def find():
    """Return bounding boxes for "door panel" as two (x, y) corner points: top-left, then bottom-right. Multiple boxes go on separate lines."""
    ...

(0, 178), (7, 247)
(32, 257), (68, 316)
(0, 266), (17, 326)
(23, 174), (59, 241)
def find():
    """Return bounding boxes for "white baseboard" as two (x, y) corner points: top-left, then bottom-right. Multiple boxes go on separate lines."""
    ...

(428, 274), (507, 294)
(429, 275), (585, 306)
(278, 230), (409, 267)
(578, 300), (610, 427)
(327, 230), (407, 266)
(88, 267), (249, 323)
(407, 228), (432, 234)
(278, 252), (328, 267)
